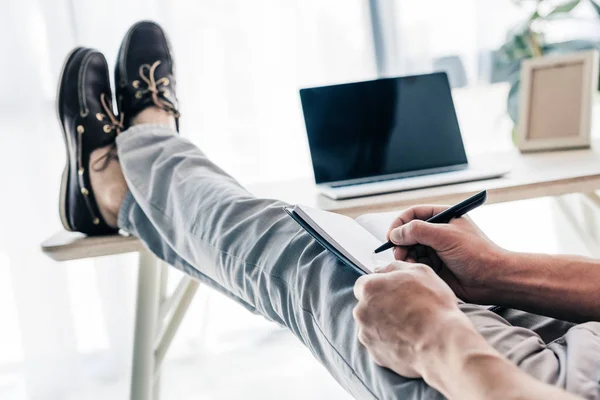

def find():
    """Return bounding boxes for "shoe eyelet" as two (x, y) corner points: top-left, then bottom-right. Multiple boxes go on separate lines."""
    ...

(103, 125), (112, 133)
(81, 188), (89, 196)
(132, 80), (140, 88)
(80, 110), (89, 118)
(77, 125), (85, 134)
(163, 78), (170, 86)
(135, 91), (143, 99)
(163, 89), (170, 97)
(96, 113), (105, 121)
(92, 218), (100, 225)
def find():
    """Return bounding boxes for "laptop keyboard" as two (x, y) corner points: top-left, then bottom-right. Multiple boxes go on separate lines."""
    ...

(329, 166), (467, 188)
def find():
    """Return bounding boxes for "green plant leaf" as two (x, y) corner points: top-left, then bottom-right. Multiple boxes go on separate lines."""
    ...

(548, 0), (581, 16)
(590, 0), (600, 17)
(528, 10), (541, 22)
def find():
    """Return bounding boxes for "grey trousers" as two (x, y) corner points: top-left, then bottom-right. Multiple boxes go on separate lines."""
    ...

(116, 125), (600, 400)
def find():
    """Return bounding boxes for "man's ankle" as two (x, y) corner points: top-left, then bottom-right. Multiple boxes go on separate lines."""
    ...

(132, 107), (177, 130)
(89, 146), (128, 228)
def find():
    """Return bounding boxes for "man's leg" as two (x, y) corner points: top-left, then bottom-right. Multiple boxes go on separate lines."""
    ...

(97, 122), (599, 399)
(491, 307), (576, 343)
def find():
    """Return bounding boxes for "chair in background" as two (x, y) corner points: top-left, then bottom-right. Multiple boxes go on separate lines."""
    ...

(433, 55), (468, 88)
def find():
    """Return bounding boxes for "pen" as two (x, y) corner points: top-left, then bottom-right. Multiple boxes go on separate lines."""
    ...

(373, 190), (488, 254)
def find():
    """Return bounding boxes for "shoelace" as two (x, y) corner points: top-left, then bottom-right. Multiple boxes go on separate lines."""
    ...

(83, 93), (123, 173)
(98, 93), (124, 134)
(133, 60), (180, 117)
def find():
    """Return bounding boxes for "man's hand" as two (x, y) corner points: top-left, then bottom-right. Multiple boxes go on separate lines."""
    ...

(353, 262), (582, 400)
(352, 261), (470, 378)
(387, 205), (507, 303)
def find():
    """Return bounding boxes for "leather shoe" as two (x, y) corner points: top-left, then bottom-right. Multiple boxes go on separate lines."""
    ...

(115, 20), (180, 130)
(57, 47), (122, 235)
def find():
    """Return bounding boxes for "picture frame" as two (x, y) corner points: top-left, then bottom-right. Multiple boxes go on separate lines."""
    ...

(517, 50), (598, 152)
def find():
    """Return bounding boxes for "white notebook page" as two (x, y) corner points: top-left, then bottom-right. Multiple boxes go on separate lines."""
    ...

(355, 211), (400, 242)
(355, 209), (496, 308)
(294, 206), (395, 273)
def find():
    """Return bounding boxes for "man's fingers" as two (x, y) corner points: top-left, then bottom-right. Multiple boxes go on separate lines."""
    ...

(374, 262), (406, 273)
(393, 246), (408, 261)
(389, 220), (448, 248)
(415, 244), (427, 259)
(425, 247), (443, 272)
(387, 205), (450, 239)
(354, 275), (370, 300)
(357, 262), (417, 300)
(407, 248), (417, 261)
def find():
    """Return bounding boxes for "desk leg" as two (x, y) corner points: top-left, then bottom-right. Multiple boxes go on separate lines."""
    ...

(153, 262), (169, 400)
(130, 253), (200, 400)
(131, 251), (161, 400)
(154, 276), (200, 368)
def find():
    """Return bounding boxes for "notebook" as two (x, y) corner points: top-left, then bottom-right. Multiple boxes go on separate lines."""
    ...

(284, 205), (500, 310)
(283, 205), (397, 274)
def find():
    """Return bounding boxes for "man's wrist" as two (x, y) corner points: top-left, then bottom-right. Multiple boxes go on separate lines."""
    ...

(412, 312), (488, 387)
(493, 250), (524, 283)
(486, 251), (539, 304)
(414, 314), (505, 398)
(475, 249), (527, 305)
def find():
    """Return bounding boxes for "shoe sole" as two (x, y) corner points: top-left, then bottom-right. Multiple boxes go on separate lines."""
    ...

(56, 47), (85, 232)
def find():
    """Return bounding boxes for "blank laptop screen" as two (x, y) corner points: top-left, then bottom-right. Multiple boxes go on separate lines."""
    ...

(299, 72), (468, 184)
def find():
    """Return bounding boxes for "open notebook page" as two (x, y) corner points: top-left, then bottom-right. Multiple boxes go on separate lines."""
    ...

(294, 206), (395, 273)
(355, 211), (400, 242)
(355, 209), (497, 308)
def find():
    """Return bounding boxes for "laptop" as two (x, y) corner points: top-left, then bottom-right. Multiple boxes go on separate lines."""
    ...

(299, 72), (509, 200)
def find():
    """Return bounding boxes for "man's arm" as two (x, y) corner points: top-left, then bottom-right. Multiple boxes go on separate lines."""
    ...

(422, 318), (580, 400)
(386, 205), (600, 322)
(353, 262), (580, 400)
(491, 252), (600, 322)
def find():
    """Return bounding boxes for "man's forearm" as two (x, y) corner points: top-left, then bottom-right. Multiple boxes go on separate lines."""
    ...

(417, 314), (579, 400)
(491, 252), (600, 322)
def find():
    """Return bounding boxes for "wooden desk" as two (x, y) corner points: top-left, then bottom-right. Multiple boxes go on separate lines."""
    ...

(42, 231), (144, 261)
(41, 142), (600, 400)
(249, 144), (600, 217)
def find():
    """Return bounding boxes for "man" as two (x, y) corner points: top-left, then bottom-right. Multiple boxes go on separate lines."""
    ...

(57, 21), (599, 399)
